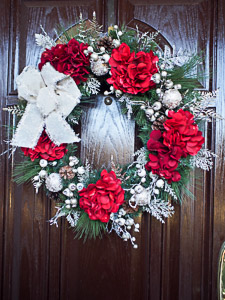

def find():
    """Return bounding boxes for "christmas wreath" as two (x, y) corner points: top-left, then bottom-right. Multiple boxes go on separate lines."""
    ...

(3, 13), (221, 248)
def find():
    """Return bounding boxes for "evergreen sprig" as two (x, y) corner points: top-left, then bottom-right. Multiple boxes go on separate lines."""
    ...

(74, 211), (107, 241)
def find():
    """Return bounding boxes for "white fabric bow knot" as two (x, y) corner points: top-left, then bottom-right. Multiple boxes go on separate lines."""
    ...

(11, 63), (81, 148)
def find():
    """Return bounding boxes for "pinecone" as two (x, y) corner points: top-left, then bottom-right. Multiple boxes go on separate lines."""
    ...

(122, 201), (139, 214)
(152, 115), (168, 131)
(59, 165), (75, 180)
(97, 36), (113, 51)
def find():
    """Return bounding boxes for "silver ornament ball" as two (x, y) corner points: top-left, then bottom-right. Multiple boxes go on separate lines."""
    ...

(162, 89), (182, 109)
(39, 159), (48, 168)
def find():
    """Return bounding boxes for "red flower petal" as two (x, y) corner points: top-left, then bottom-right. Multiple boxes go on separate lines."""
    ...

(78, 170), (125, 223)
(21, 130), (68, 161)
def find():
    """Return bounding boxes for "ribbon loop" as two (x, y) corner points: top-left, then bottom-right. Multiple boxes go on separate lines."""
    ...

(12, 63), (81, 149)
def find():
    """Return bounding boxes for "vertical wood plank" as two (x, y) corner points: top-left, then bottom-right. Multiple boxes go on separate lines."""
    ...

(212, 0), (225, 298)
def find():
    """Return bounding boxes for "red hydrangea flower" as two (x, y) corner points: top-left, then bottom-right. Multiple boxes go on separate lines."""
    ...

(38, 39), (90, 85)
(163, 109), (205, 156)
(79, 170), (125, 223)
(107, 43), (159, 94)
(145, 110), (204, 183)
(145, 131), (181, 183)
(21, 131), (68, 161)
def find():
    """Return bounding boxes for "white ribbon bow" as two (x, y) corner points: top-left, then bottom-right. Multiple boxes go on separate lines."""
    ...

(11, 63), (81, 148)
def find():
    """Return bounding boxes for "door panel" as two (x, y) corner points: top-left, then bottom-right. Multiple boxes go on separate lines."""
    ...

(0, 0), (225, 300)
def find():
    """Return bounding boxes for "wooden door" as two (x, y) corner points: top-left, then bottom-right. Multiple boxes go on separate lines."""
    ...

(0, 0), (225, 299)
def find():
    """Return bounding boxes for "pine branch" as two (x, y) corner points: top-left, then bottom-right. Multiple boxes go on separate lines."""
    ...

(74, 211), (107, 241)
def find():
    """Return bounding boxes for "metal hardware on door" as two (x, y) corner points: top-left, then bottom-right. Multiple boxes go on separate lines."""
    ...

(104, 96), (113, 105)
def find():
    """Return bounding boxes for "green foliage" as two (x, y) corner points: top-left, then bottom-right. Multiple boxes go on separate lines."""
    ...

(13, 158), (41, 184)
(74, 211), (107, 241)
(168, 55), (203, 90)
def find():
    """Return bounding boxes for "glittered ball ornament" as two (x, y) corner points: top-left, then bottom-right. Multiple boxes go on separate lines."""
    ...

(162, 89), (182, 109)
(45, 173), (63, 192)
(129, 185), (151, 207)
(91, 58), (108, 76)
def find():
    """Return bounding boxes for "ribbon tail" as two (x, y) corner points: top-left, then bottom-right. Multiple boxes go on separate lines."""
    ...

(45, 112), (80, 146)
(11, 103), (44, 148)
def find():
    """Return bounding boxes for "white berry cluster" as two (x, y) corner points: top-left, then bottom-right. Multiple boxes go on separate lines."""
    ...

(110, 209), (140, 249)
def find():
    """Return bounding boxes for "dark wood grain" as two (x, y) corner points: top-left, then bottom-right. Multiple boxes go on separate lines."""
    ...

(80, 95), (135, 169)
(212, 0), (225, 298)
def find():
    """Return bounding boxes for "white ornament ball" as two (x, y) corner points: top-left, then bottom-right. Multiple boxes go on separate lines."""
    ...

(165, 79), (173, 89)
(63, 188), (71, 197)
(174, 84), (182, 90)
(115, 89), (123, 96)
(69, 161), (75, 167)
(119, 208), (126, 216)
(141, 178), (146, 183)
(69, 183), (76, 191)
(145, 108), (154, 116)
(134, 185), (144, 194)
(127, 226), (131, 230)
(112, 39), (120, 48)
(35, 182), (42, 188)
(150, 115), (156, 122)
(131, 189), (150, 206)
(91, 58), (108, 76)
(69, 156), (79, 165)
(133, 244), (138, 249)
(153, 101), (162, 111)
(102, 53), (110, 63)
(156, 179), (164, 188)
(153, 73), (161, 82)
(52, 161), (57, 166)
(114, 25), (118, 30)
(45, 173), (63, 192)
(83, 49), (88, 55)
(137, 169), (146, 177)
(126, 218), (134, 226)
(65, 204), (71, 209)
(77, 166), (85, 175)
(33, 175), (39, 181)
(130, 189), (135, 194)
(77, 183), (84, 191)
(117, 31), (123, 36)
(100, 46), (105, 52)
(90, 53), (99, 61)
(118, 218), (125, 226)
(156, 88), (161, 94)
(70, 198), (77, 206)
(161, 71), (167, 77)
(154, 189), (160, 195)
(122, 232), (130, 240)
(136, 164), (141, 169)
(162, 89), (182, 109)
(39, 170), (47, 178)
(39, 159), (48, 168)
(87, 46), (93, 53)
(65, 199), (71, 204)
